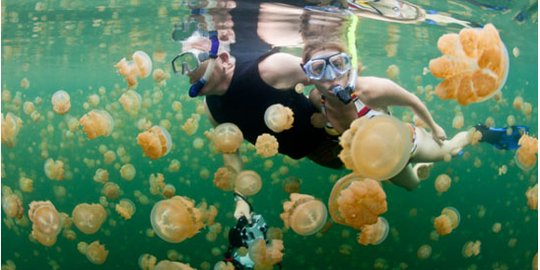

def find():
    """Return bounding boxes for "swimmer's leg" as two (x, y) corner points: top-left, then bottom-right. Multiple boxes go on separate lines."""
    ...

(411, 128), (471, 163)
(389, 164), (420, 191)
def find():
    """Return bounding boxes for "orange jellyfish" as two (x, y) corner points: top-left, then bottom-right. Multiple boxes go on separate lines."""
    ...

(434, 207), (460, 236)
(248, 239), (284, 269)
(115, 199), (136, 220)
(51, 90), (71, 114)
(357, 217), (390, 246)
(339, 115), (412, 180)
(328, 173), (388, 230)
(79, 110), (114, 139)
(154, 260), (195, 270)
(211, 123), (244, 153)
(213, 166), (237, 192)
(120, 164), (136, 181)
(429, 24), (509, 105)
(44, 158), (64, 181)
(515, 134), (538, 172)
(115, 50), (153, 87)
(434, 174), (452, 193)
(28, 200), (62, 246)
(255, 133), (279, 158)
(138, 254), (157, 270)
(280, 193), (328, 236)
(417, 244), (432, 260)
(282, 176), (301, 194)
(526, 184), (538, 210)
(264, 104), (294, 133)
(1, 187), (24, 219)
(181, 114), (200, 136)
(150, 196), (205, 243)
(119, 90), (142, 116)
(84, 240), (109, 265)
(462, 240), (481, 258)
(1, 112), (23, 147)
(235, 170), (262, 196)
(132, 51), (153, 78)
(137, 126), (172, 160)
(152, 68), (170, 86)
(102, 182), (121, 200)
(72, 203), (107, 234)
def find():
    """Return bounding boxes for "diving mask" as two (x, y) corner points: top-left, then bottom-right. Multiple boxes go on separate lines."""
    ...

(303, 52), (351, 81)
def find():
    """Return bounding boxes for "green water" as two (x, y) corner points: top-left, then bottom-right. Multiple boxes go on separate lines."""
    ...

(1, 0), (538, 269)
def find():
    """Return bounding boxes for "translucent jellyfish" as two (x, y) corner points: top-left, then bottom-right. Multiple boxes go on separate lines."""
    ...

(168, 159), (181, 172)
(429, 24), (509, 105)
(248, 239), (284, 269)
(150, 196), (205, 243)
(357, 217), (389, 246)
(214, 261), (235, 270)
(1, 112), (23, 147)
(492, 222), (502, 233)
(515, 134), (538, 172)
(328, 173), (388, 229)
(181, 114), (200, 136)
(339, 115), (412, 180)
(79, 110), (114, 139)
(137, 126), (172, 160)
(255, 133), (279, 158)
(211, 123), (244, 153)
(2, 187), (24, 219)
(119, 90), (142, 116)
(526, 184), (538, 210)
(51, 90), (71, 115)
(386, 64), (400, 80)
(434, 174), (452, 193)
(19, 177), (33, 193)
(44, 158), (65, 181)
(93, 168), (109, 184)
(84, 241), (109, 265)
(149, 173), (166, 195)
(462, 240), (481, 258)
(28, 200), (62, 246)
(213, 166), (237, 192)
(235, 170), (262, 196)
(115, 199), (136, 220)
(102, 182), (120, 200)
(452, 113), (464, 129)
(72, 203), (107, 234)
(133, 51), (153, 78)
(282, 176), (301, 194)
(264, 104), (294, 133)
(115, 51), (153, 87)
(417, 244), (432, 260)
(138, 253), (157, 270)
(152, 68), (170, 86)
(434, 207), (460, 236)
(120, 164), (136, 181)
(162, 184), (176, 199)
(280, 193), (328, 236)
(154, 260), (195, 270)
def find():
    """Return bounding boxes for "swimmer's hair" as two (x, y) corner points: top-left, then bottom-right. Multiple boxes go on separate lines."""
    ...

(182, 30), (230, 53)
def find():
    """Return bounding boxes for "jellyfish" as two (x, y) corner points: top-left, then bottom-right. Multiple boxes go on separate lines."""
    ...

(434, 174), (452, 193)
(154, 260), (195, 270)
(429, 24), (509, 105)
(119, 90), (142, 116)
(168, 159), (181, 172)
(120, 164), (136, 181)
(93, 168), (109, 184)
(28, 200), (62, 246)
(1, 112), (23, 147)
(339, 115), (412, 180)
(328, 174), (388, 230)
(51, 90), (71, 114)
(452, 113), (464, 129)
(137, 126), (172, 160)
(515, 134), (538, 172)
(214, 261), (235, 270)
(235, 170), (262, 196)
(434, 207), (460, 236)
(115, 51), (153, 87)
(44, 158), (65, 181)
(149, 173), (166, 195)
(248, 239), (284, 269)
(357, 217), (390, 246)
(264, 104), (294, 133)
(152, 68), (170, 86)
(2, 187), (24, 219)
(181, 114), (200, 136)
(526, 184), (538, 210)
(115, 199), (136, 220)
(19, 177), (33, 193)
(79, 110), (114, 139)
(162, 184), (176, 199)
(213, 166), (237, 192)
(138, 254), (157, 270)
(84, 241), (109, 265)
(386, 64), (400, 80)
(280, 193), (328, 236)
(211, 123), (244, 153)
(102, 182), (121, 200)
(417, 244), (432, 260)
(150, 196), (205, 243)
(462, 240), (481, 258)
(255, 133), (279, 158)
(133, 51), (153, 78)
(282, 176), (301, 194)
(72, 203), (107, 234)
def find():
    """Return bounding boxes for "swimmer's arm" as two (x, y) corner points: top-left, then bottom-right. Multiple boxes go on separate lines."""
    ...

(308, 88), (323, 112)
(204, 99), (243, 172)
(259, 52), (310, 90)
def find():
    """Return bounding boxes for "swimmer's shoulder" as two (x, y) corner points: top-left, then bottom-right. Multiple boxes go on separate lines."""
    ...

(259, 52), (308, 90)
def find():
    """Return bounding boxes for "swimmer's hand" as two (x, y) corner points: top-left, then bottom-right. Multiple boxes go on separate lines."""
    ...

(234, 197), (252, 222)
(432, 124), (447, 145)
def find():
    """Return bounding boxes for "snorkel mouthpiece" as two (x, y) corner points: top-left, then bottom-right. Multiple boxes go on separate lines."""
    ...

(188, 30), (219, 98)
(332, 84), (353, 104)
(189, 79), (207, 97)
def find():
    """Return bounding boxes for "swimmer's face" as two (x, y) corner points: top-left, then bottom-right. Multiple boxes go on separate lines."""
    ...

(304, 49), (351, 93)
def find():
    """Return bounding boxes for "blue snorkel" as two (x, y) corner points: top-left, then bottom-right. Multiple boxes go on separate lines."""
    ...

(187, 8), (220, 98)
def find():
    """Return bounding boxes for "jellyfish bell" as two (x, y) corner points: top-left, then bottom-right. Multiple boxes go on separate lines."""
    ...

(72, 203), (107, 234)
(280, 193), (327, 236)
(51, 90), (71, 115)
(434, 174), (452, 193)
(264, 104), (294, 133)
(85, 241), (109, 265)
(119, 90), (142, 116)
(328, 173), (387, 230)
(132, 51), (153, 78)
(28, 201), (62, 246)
(235, 170), (262, 196)
(150, 196), (204, 243)
(357, 217), (389, 246)
(1, 112), (23, 147)
(79, 110), (114, 139)
(137, 125), (173, 160)
(515, 134), (538, 172)
(154, 260), (195, 270)
(211, 123), (244, 153)
(339, 115), (412, 181)
(434, 206), (460, 236)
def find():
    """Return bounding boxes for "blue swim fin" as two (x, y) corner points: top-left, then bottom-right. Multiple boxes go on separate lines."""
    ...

(474, 124), (529, 150)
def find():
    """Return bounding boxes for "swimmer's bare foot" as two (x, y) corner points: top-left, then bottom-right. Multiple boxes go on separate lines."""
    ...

(449, 131), (472, 156)
(413, 162), (434, 181)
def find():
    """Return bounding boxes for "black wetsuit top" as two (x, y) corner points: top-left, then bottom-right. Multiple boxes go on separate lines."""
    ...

(206, 51), (330, 159)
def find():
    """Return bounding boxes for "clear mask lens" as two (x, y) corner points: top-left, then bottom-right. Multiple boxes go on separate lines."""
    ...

(304, 52), (352, 81)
